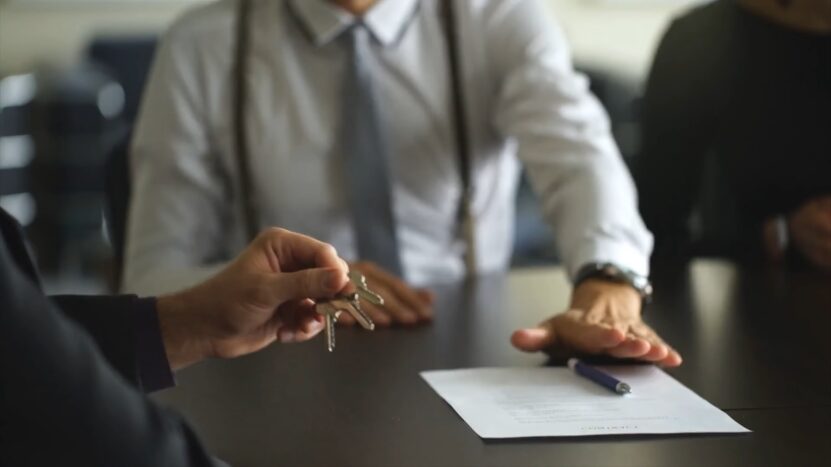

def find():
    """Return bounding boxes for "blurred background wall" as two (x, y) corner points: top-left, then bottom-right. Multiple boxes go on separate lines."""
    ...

(1, 0), (698, 79)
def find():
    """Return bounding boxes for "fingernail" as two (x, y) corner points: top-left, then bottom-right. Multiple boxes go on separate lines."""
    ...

(280, 329), (295, 343)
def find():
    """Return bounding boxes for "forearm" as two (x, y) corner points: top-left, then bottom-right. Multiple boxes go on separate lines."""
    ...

(486, 0), (651, 278)
(156, 290), (212, 371)
(1, 250), (216, 466)
(52, 295), (174, 392)
(529, 150), (653, 279)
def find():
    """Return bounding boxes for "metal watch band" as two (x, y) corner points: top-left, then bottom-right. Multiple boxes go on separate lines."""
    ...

(574, 262), (653, 304)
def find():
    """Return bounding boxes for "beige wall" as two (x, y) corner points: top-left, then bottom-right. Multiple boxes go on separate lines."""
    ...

(0, 0), (697, 79)
(0, 1), (197, 73)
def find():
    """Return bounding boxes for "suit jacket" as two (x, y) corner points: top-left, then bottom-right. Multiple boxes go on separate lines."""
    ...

(0, 209), (218, 467)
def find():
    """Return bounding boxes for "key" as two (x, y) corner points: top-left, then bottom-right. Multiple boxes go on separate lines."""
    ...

(348, 271), (385, 306)
(342, 296), (375, 331)
(316, 302), (342, 352)
(316, 299), (371, 352)
(315, 271), (383, 351)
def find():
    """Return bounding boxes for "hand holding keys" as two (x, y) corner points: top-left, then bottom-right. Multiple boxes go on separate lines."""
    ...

(315, 271), (383, 352)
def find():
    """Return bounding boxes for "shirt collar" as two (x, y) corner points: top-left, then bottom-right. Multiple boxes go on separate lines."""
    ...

(288, 0), (419, 47)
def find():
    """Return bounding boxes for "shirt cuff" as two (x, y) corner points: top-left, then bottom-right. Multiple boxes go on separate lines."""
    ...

(567, 238), (651, 281)
(134, 297), (175, 392)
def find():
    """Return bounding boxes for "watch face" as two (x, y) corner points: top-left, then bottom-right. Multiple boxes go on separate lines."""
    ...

(601, 265), (618, 276)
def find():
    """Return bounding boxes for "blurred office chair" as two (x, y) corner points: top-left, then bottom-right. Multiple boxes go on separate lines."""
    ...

(103, 129), (131, 287)
(85, 35), (158, 286)
(28, 64), (126, 275)
(87, 36), (158, 123)
(0, 73), (38, 230)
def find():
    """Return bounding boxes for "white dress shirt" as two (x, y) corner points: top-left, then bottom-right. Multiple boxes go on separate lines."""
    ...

(123, 0), (653, 294)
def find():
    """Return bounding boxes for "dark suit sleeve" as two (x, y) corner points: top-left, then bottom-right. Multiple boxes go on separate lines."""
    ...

(634, 17), (715, 261)
(51, 295), (175, 393)
(0, 239), (218, 467)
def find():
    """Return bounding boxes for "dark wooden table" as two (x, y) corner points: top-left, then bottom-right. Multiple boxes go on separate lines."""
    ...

(155, 260), (831, 466)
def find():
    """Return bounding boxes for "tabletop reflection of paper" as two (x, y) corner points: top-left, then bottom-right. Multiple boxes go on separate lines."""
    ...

(420, 366), (749, 438)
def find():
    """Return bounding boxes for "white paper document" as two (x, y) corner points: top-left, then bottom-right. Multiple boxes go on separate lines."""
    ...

(421, 366), (749, 438)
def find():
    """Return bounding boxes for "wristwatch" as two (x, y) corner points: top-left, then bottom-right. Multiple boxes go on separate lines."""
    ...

(574, 262), (653, 304)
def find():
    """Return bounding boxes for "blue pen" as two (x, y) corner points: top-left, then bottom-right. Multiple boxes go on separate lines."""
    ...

(567, 358), (632, 395)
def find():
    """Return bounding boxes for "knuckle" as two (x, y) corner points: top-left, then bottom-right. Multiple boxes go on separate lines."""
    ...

(320, 243), (338, 258)
(301, 271), (316, 295)
(259, 227), (287, 241)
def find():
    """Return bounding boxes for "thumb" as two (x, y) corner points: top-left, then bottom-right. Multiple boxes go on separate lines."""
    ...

(270, 268), (347, 303)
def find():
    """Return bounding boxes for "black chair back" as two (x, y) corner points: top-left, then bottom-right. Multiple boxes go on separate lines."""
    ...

(103, 129), (132, 287)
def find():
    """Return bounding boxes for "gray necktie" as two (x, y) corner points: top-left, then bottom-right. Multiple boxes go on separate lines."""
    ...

(341, 24), (403, 276)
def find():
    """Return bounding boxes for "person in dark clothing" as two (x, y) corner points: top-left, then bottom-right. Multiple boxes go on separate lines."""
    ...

(0, 208), (351, 466)
(636, 0), (831, 269)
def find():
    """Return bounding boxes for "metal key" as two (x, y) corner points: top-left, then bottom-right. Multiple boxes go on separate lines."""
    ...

(348, 271), (385, 306)
(342, 297), (375, 330)
(317, 298), (374, 352)
(317, 302), (341, 352)
(316, 272), (382, 352)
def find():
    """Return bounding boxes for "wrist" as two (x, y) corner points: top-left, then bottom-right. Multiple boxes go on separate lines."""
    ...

(574, 262), (652, 305)
(156, 290), (212, 371)
(571, 278), (642, 316)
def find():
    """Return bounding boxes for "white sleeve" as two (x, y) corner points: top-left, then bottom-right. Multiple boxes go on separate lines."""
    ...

(122, 25), (230, 295)
(488, 0), (653, 278)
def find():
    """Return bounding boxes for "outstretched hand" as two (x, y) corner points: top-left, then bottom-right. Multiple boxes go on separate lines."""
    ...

(511, 279), (682, 367)
(788, 196), (831, 271)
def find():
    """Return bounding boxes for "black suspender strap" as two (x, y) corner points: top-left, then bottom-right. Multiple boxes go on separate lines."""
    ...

(234, 0), (259, 241)
(440, 0), (477, 275)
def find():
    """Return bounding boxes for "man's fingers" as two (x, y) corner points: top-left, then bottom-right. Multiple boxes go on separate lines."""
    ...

(511, 326), (556, 353)
(371, 268), (432, 321)
(640, 342), (669, 362)
(628, 323), (670, 362)
(417, 289), (436, 305)
(660, 349), (683, 367)
(294, 316), (325, 342)
(259, 228), (347, 272)
(337, 312), (357, 326)
(375, 290), (419, 325)
(359, 302), (392, 327)
(271, 267), (348, 303)
(354, 262), (433, 323)
(606, 338), (651, 358)
(276, 305), (324, 342)
(811, 208), (831, 236)
(589, 326), (627, 350)
(512, 313), (629, 354)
